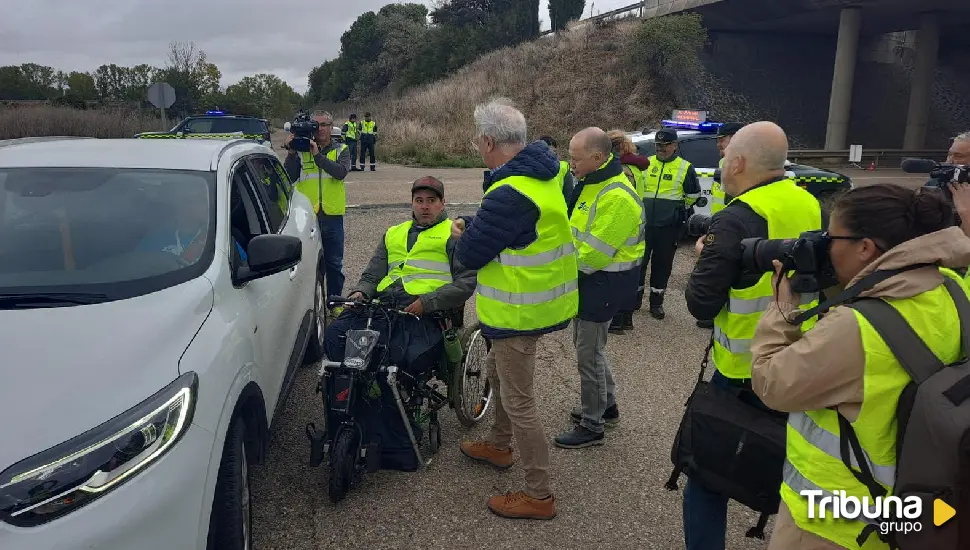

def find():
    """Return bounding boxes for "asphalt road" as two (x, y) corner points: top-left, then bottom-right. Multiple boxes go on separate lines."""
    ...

(250, 162), (927, 549)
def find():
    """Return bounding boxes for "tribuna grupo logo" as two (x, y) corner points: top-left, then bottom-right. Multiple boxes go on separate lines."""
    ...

(801, 490), (923, 535)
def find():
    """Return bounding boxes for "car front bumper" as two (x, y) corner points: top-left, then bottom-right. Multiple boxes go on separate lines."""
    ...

(0, 422), (216, 550)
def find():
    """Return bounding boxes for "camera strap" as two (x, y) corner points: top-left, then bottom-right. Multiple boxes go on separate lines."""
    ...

(789, 263), (936, 325)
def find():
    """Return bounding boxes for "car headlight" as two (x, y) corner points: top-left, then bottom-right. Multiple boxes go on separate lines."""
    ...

(0, 372), (198, 527)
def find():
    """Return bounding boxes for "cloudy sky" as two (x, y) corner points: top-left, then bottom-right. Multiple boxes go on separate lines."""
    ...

(0, 0), (634, 94)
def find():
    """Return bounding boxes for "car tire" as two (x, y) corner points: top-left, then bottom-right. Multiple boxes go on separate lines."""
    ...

(303, 267), (326, 366)
(207, 417), (251, 550)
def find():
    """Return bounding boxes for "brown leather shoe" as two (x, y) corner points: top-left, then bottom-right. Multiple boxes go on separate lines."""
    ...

(487, 491), (556, 520)
(460, 440), (514, 469)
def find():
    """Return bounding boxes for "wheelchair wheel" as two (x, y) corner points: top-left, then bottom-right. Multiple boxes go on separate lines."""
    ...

(454, 323), (493, 428)
(328, 428), (357, 503)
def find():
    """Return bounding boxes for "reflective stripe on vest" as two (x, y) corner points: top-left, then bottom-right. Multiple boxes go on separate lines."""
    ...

(712, 178), (822, 379)
(644, 156), (689, 201)
(376, 218), (453, 294)
(781, 270), (969, 549)
(345, 121), (358, 140)
(361, 120), (376, 135)
(295, 145), (347, 215)
(475, 175), (579, 331)
(570, 172), (646, 274)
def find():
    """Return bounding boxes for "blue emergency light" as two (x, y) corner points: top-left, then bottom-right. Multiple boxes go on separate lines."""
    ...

(206, 110), (225, 116)
(661, 120), (722, 132)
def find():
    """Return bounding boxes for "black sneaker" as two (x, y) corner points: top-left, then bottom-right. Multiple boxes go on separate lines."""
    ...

(649, 306), (665, 320)
(608, 315), (624, 335)
(569, 405), (620, 427)
(622, 312), (634, 330)
(554, 425), (605, 449)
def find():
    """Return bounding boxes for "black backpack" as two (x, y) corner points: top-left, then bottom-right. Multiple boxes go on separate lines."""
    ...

(841, 276), (970, 549)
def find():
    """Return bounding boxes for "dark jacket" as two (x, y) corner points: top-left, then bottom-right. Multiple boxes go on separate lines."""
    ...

(685, 177), (828, 321)
(569, 156), (641, 323)
(643, 154), (701, 227)
(455, 141), (570, 340)
(351, 210), (476, 313)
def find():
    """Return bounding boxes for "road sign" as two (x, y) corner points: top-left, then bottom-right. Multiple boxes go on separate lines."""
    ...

(146, 82), (176, 109)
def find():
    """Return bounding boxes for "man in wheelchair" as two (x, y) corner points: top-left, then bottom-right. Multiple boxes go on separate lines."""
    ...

(323, 176), (477, 469)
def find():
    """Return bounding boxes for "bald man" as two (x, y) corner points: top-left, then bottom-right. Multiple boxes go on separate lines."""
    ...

(556, 127), (645, 449)
(679, 121), (823, 550)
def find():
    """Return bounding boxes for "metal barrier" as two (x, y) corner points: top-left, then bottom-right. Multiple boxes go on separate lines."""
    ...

(789, 149), (949, 167)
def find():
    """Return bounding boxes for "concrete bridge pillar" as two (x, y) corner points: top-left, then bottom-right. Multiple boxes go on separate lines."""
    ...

(903, 12), (941, 150)
(825, 7), (862, 151)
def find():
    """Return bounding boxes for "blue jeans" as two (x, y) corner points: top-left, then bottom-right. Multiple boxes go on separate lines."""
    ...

(682, 370), (772, 550)
(317, 214), (345, 298)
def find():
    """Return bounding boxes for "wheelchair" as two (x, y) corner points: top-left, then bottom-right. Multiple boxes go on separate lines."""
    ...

(306, 296), (493, 503)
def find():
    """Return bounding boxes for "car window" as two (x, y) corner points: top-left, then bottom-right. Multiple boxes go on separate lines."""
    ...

(0, 167), (215, 299)
(273, 159), (293, 195)
(636, 141), (656, 158)
(247, 156), (288, 233)
(182, 118), (214, 133)
(677, 138), (721, 167)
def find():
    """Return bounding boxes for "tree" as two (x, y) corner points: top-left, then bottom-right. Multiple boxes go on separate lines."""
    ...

(227, 74), (300, 119)
(65, 71), (97, 100)
(163, 41), (223, 116)
(549, 0), (585, 31)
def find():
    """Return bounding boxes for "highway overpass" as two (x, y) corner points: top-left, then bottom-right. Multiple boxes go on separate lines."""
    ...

(643, 0), (970, 150)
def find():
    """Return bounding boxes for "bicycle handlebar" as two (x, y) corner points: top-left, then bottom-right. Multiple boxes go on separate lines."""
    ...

(326, 295), (418, 318)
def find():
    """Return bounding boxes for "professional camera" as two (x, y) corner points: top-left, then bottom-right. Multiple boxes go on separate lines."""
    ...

(739, 230), (838, 294)
(901, 158), (970, 202)
(288, 109), (319, 153)
(687, 212), (712, 237)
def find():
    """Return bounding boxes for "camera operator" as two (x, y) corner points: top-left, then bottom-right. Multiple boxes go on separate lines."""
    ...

(682, 121), (824, 550)
(284, 110), (352, 302)
(749, 184), (970, 549)
(943, 131), (970, 240)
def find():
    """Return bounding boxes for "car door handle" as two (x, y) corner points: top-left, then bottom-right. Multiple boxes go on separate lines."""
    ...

(309, 226), (317, 239)
(289, 266), (298, 280)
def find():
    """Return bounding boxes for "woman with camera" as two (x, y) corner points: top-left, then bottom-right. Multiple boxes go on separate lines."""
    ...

(749, 183), (970, 549)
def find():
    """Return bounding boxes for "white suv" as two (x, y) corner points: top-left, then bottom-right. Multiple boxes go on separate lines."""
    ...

(0, 137), (325, 550)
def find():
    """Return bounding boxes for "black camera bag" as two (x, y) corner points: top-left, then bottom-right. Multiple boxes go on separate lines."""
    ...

(665, 341), (787, 539)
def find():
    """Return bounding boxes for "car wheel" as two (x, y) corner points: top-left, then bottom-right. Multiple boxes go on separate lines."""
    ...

(207, 417), (251, 550)
(303, 267), (326, 366)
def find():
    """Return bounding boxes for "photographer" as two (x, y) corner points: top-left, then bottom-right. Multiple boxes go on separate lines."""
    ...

(682, 121), (824, 550)
(944, 131), (970, 240)
(749, 184), (970, 549)
(284, 110), (352, 300)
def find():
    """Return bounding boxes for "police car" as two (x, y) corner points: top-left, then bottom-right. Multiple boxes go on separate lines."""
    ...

(628, 110), (852, 234)
(136, 110), (272, 145)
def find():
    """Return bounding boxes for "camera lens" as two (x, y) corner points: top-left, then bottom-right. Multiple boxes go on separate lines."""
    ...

(740, 237), (798, 273)
(687, 213), (712, 237)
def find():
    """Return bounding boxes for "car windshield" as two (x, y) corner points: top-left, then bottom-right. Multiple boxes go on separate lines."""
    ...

(0, 167), (215, 302)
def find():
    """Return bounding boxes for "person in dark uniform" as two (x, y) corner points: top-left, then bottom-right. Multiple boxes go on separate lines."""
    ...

(636, 128), (700, 321)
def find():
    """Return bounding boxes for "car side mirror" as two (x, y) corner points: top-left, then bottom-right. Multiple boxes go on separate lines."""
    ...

(234, 234), (302, 284)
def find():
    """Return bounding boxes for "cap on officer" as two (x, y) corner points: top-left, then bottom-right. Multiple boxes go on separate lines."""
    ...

(655, 128), (679, 144)
(717, 122), (744, 137)
(411, 176), (444, 199)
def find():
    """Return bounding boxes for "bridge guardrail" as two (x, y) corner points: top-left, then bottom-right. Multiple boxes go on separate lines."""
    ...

(789, 149), (949, 167)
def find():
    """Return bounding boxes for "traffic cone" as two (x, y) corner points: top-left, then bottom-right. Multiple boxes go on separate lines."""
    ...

(868, 161), (876, 172)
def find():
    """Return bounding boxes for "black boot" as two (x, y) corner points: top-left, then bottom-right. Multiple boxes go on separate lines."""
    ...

(623, 311), (634, 330)
(649, 291), (665, 320)
(608, 313), (625, 335)
(696, 319), (714, 328)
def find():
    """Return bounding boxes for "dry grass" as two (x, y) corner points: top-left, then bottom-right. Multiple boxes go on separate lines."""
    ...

(326, 21), (671, 167)
(0, 105), (160, 140)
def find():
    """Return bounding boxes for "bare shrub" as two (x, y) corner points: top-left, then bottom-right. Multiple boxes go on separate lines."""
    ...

(0, 105), (159, 140)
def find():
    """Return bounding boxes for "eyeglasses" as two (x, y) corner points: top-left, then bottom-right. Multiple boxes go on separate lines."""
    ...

(821, 231), (862, 242)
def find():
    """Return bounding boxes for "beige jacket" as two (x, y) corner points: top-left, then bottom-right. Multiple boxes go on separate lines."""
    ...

(749, 227), (970, 550)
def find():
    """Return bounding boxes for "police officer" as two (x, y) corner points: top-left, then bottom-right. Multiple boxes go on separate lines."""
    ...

(710, 122), (744, 215)
(284, 110), (352, 303)
(639, 128), (701, 320)
(342, 113), (362, 171)
(682, 121), (823, 550)
(556, 127), (644, 448)
(359, 112), (378, 171)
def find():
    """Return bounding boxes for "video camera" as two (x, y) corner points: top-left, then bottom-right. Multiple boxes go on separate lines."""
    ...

(288, 109), (319, 153)
(739, 230), (838, 294)
(901, 158), (970, 202)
